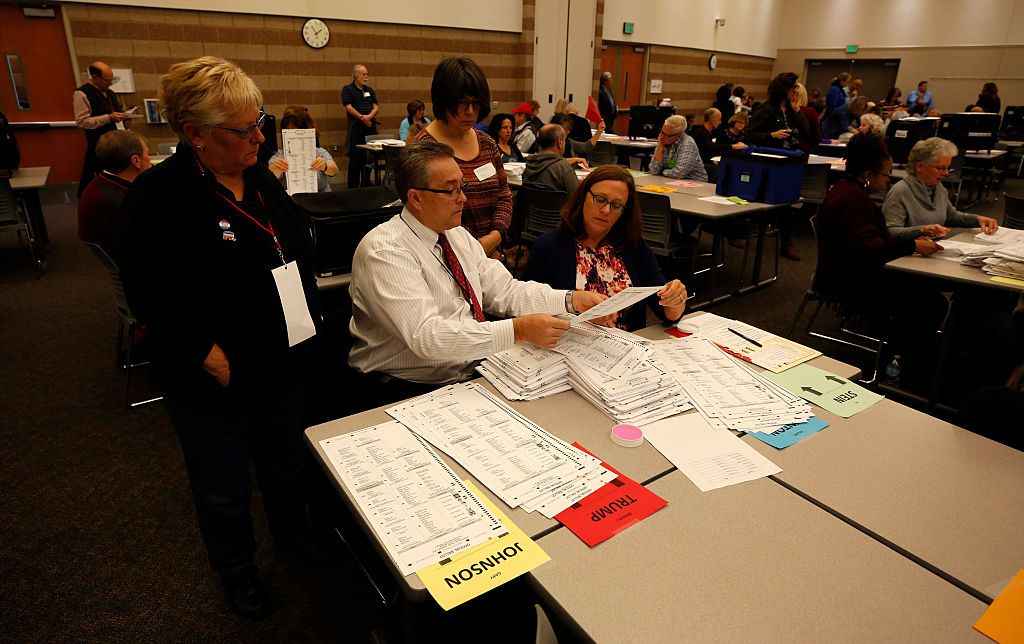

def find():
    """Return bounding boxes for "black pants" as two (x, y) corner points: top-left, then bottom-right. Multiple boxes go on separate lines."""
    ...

(347, 146), (368, 188)
(166, 380), (310, 571)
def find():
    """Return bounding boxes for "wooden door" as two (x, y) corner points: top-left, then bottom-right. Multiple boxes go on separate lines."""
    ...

(0, 5), (84, 184)
(600, 43), (645, 135)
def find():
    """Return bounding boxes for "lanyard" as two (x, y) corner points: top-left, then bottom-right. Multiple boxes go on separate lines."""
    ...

(216, 191), (286, 266)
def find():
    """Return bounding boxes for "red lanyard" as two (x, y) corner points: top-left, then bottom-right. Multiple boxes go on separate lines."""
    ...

(215, 191), (286, 266)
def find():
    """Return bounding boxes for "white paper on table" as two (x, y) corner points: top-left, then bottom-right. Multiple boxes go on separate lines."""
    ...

(319, 420), (506, 573)
(643, 414), (781, 492)
(282, 128), (318, 195)
(975, 228), (1024, 244)
(931, 240), (988, 261)
(677, 314), (819, 373)
(552, 324), (653, 378)
(575, 286), (663, 321)
(386, 382), (604, 508)
(698, 196), (738, 205)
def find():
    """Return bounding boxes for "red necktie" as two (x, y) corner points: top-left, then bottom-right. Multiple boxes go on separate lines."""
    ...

(438, 233), (485, 322)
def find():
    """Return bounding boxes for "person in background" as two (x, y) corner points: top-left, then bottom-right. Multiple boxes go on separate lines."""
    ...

(599, 71), (618, 134)
(713, 84), (736, 122)
(121, 56), (323, 618)
(847, 77), (864, 103)
(808, 87), (825, 114)
(824, 72), (850, 118)
(399, 99), (431, 143)
(267, 106), (338, 194)
(719, 111), (748, 145)
(341, 64), (379, 187)
(74, 61), (130, 198)
(513, 102), (539, 155)
(528, 100), (545, 131)
(815, 133), (946, 390)
(78, 129), (151, 263)
(883, 137), (998, 240)
(822, 96), (868, 140)
(522, 124), (582, 197)
(487, 113), (523, 163)
(648, 115), (707, 182)
(858, 113), (886, 138)
(747, 72), (807, 151)
(732, 86), (746, 112)
(523, 165), (687, 331)
(551, 98), (570, 122)
(347, 140), (606, 397)
(792, 83), (821, 152)
(418, 57), (513, 257)
(553, 113), (604, 160)
(906, 80), (934, 115)
(879, 87), (903, 117)
(690, 108), (746, 180)
(975, 82), (1001, 115)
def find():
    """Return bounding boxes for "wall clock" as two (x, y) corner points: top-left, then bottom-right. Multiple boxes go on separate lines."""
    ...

(708, 54), (718, 70)
(302, 18), (330, 49)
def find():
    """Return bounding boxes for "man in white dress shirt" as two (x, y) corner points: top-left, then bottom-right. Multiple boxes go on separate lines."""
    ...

(349, 140), (604, 397)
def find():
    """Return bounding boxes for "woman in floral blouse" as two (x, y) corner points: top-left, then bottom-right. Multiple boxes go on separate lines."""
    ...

(523, 165), (688, 330)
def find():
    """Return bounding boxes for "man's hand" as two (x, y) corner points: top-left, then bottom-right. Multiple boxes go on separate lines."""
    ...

(571, 290), (607, 314)
(977, 216), (999, 234)
(569, 157), (590, 170)
(920, 223), (950, 238)
(914, 238), (942, 256)
(109, 112), (127, 123)
(596, 120), (607, 135)
(771, 129), (791, 140)
(203, 344), (230, 387)
(362, 115), (373, 127)
(269, 158), (289, 178)
(513, 314), (570, 349)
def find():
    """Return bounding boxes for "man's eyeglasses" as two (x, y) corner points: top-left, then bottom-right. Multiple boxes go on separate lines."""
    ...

(414, 181), (469, 199)
(588, 191), (626, 214)
(456, 99), (484, 114)
(213, 111), (267, 139)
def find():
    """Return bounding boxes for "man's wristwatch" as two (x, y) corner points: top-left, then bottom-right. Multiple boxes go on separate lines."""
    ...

(564, 290), (577, 315)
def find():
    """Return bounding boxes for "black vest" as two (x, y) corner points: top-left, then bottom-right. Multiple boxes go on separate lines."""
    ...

(78, 82), (122, 145)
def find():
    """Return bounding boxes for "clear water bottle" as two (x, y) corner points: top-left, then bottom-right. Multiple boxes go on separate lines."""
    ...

(884, 354), (902, 386)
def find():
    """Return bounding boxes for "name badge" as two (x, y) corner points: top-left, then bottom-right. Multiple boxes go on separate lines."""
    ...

(271, 261), (316, 347)
(363, 91), (371, 98)
(474, 162), (496, 181)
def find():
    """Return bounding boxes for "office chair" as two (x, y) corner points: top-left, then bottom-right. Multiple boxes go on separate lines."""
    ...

(85, 243), (163, 407)
(1001, 192), (1024, 230)
(0, 177), (44, 276)
(520, 185), (568, 243)
(589, 140), (617, 167)
(636, 191), (696, 280)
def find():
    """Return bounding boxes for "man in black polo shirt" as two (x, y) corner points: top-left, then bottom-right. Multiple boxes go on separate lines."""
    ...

(341, 64), (379, 188)
(73, 61), (129, 197)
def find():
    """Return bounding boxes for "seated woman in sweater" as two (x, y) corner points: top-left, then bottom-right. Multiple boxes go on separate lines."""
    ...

(883, 137), (998, 240)
(816, 134), (946, 388)
(267, 106), (338, 193)
(523, 165), (688, 331)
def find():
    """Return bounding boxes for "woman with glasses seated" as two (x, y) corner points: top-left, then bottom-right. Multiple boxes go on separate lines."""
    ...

(883, 137), (998, 241)
(120, 56), (322, 618)
(267, 105), (338, 193)
(523, 165), (688, 331)
(418, 57), (513, 257)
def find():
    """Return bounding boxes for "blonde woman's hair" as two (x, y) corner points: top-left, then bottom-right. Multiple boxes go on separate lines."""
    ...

(794, 83), (808, 108)
(553, 98), (569, 115)
(158, 56), (263, 141)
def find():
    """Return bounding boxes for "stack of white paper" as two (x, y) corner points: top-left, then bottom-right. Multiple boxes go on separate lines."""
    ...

(677, 313), (821, 373)
(980, 245), (1024, 279)
(973, 228), (1024, 245)
(476, 344), (571, 401)
(387, 382), (617, 519)
(930, 239), (987, 262)
(549, 322), (654, 378)
(566, 357), (692, 425)
(654, 338), (814, 433)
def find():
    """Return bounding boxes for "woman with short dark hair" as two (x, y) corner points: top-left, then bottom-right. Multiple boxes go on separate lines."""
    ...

(523, 165), (687, 330)
(746, 72), (807, 151)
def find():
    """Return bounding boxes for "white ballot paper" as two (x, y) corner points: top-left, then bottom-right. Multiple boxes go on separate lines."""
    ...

(319, 421), (506, 573)
(575, 286), (662, 322)
(475, 344), (570, 401)
(281, 128), (318, 195)
(643, 413), (781, 492)
(387, 382), (606, 510)
(552, 322), (653, 378)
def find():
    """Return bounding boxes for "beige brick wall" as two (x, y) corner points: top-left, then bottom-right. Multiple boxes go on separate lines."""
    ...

(65, 2), (536, 179)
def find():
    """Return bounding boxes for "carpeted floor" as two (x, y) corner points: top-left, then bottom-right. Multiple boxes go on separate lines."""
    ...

(1, 175), (1019, 641)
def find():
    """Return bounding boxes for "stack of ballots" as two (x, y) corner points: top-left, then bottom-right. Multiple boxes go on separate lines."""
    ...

(566, 355), (693, 426)
(653, 337), (814, 433)
(980, 244), (1024, 280)
(476, 344), (571, 401)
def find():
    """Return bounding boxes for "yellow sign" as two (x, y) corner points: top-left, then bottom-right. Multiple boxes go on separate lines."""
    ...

(991, 276), (1024, 288)
(417, 481), (550, 611)
(974, 568), (1024, 643)
(639, 184), (676, 194)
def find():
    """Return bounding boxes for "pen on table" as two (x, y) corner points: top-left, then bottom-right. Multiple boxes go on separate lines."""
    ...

(728, 327), (762, 348)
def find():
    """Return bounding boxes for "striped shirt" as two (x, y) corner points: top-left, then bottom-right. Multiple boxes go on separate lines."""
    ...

(348, 210), (566, 384)
(648, 134), (708, 182)
(420, 129), (514, 240)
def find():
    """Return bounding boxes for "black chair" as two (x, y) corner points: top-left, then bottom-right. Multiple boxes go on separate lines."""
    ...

(520, 185), (568, 243)
(382, 145), (402, 187)
(589, 140), (617, 167)
(787, 215), (887, 384)
(85, 243), (163, 407)
(636, 191), (695, 280)
(0, 177), (44, 275)
(1002, 192), (1024, 230)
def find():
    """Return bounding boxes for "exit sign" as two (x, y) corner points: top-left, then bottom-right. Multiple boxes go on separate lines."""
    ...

(623, 22), (634, 35)
(846, 44), (858, 53)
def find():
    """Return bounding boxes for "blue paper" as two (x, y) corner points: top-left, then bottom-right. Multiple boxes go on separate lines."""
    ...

(747, 417), (828, 449)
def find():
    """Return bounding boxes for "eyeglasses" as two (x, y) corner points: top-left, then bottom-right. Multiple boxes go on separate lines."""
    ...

(413, 181), (469, 199)
(213, 111), (267, 139)
(456, 99), (484, 114)
(871, 169), (893, 178)
(660, 130), (682, 138)
(588, 191), (625, 214)
(926, 164), (951, 173)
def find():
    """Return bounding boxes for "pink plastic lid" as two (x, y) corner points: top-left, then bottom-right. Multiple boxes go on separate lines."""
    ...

(611, 424), (644, 447)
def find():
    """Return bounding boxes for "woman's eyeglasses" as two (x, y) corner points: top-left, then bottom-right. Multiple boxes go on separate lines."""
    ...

(456, 99), (484, 114)
(414, 181), (470, 199)
(588, 191), (625, 214)
(214, 111), (267, 139)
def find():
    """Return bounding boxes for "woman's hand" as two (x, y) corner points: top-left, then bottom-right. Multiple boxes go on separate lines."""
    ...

(919, 223), (950, 238)
(977, 216), (999, 234)
(203, 343), (230, 387)
(310, 157), (327, 173)
(269, 158), (288, 178)
(771, 129), (791, 140)
(914, 238), (942, 256)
